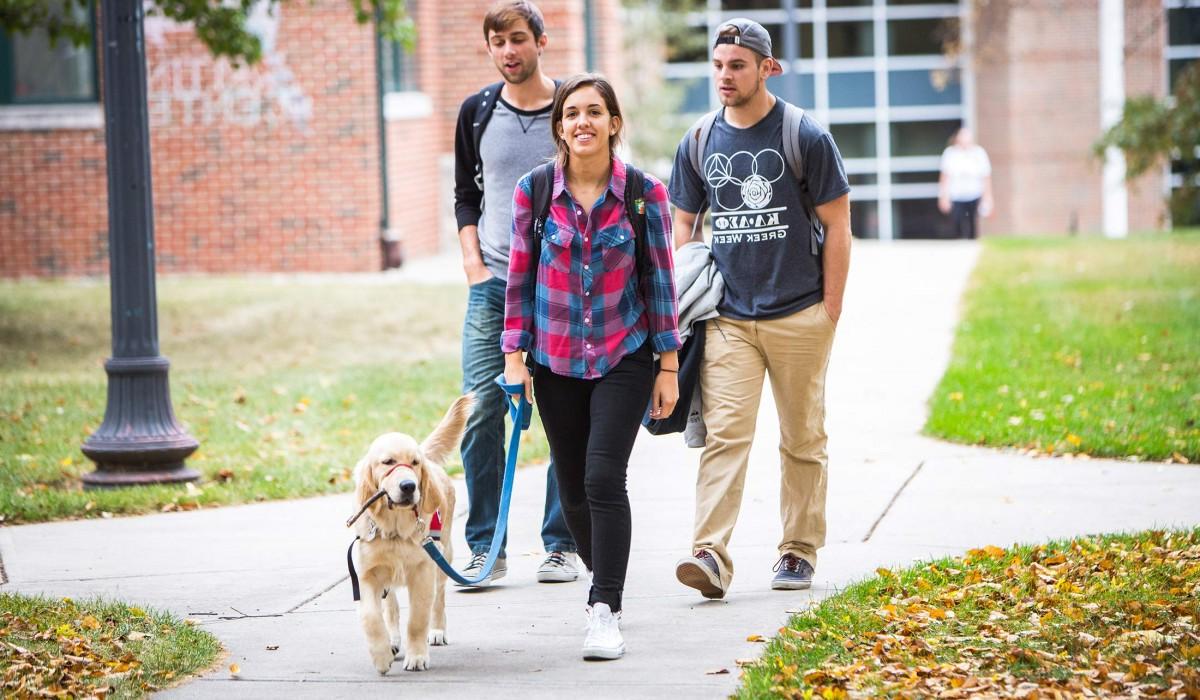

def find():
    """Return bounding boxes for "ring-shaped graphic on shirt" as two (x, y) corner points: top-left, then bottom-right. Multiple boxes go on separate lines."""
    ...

(703, 149), (786, 211)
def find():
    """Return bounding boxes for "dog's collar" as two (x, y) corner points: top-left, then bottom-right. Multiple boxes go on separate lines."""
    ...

(362, 507), (425, 542)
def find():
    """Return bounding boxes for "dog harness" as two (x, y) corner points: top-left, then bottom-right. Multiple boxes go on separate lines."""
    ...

(346, 507), (424, 602)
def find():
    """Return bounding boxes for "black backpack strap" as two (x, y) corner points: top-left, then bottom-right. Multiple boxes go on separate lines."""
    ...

(528, 161), (557, 269)
(623, 164), (651, 289)
(470, 81), (506, 190)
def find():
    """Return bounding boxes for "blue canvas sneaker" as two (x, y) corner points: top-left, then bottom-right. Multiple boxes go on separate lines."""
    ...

(771, 553), (813, 590)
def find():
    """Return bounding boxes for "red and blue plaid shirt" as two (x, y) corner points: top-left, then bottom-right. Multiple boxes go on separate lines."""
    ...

(501, 157), (681, 379)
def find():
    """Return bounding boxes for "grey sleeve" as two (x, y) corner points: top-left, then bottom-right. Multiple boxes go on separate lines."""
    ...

(802, 123), (851, 206)
(668, 136), (707, 214)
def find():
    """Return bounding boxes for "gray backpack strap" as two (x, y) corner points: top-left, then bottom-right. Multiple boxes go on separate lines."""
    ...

(685, 109), (720, 240)
(781, 101), (824, 255)
(781, 102), (805, 181)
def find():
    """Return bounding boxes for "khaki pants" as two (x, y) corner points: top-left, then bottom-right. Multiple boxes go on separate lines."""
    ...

(693, 302), (835, 589)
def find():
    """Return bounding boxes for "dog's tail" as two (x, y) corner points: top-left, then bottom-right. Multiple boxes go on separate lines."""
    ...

(421, 394), (474, 466)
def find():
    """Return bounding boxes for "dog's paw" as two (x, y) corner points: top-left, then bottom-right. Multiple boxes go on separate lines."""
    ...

(402, 653), (429, 672)
(428, 629), (448, 646)
(371, 646), (395, 675)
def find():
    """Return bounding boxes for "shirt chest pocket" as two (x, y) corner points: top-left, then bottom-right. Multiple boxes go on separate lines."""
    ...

(540, 221), (576, 274)
(595, 226), (635, 275)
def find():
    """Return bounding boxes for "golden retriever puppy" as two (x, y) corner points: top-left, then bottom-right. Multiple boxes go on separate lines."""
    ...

(351, 394), (472, 673)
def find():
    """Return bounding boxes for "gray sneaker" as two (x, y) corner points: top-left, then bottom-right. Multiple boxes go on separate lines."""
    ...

(675, 549), (726, 599)
(537, 551), (579, 583)
(771, 553), (813, 590)
(455, 552), (507, 588)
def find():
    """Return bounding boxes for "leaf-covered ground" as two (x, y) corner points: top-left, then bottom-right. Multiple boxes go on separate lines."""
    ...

(0, 276), (551, 524)
(925, 234), (1200, 463)
(1, 593), (221, 699)
(738, 529), (1200, 699)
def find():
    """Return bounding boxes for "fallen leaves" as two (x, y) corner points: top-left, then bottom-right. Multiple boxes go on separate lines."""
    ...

(740, 529), (1200, 699)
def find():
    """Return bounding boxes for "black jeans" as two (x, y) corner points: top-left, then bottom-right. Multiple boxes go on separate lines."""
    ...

(532, 344), (654, 613)
(951, 198), (980, 239)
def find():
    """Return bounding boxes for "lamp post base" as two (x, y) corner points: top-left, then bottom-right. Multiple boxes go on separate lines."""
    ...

(81, 356), (200, 489)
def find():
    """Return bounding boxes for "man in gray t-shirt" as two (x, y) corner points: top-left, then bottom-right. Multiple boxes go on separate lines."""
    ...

(451, 1), (576, 587)
(668, 18), (852, 600)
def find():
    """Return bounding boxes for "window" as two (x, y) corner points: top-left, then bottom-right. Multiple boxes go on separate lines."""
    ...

(830, 123), (876, 159)
(829, 71), (875, 108)
(851, 200), (879, 239)
(889, 119), (960, 157)
(889, 69), (961, 106)
(0, 7), (97, 105)
(380, 36), (418, 93)
(1168, 7), (1200, 46)
(768, 74), (815, 108)
(892, 170), (940, 184)
(827, 21), (874, 58)
(669, 77), (711, 113)
(1169, 58), (1197, 92)
(888, 18), (958, 56)
(723, 0), (803, 9)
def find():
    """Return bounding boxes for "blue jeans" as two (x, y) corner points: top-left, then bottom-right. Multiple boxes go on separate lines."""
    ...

(460, 276), (574, 557)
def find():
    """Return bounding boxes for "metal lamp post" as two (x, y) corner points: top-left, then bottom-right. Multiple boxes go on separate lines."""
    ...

(81, 0), (200, 487)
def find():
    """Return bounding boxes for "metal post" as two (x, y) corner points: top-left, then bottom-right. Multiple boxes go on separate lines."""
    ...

(782, 0), (799, 104)
(584, 0), (596, 72)
(81, 0), (200, 488)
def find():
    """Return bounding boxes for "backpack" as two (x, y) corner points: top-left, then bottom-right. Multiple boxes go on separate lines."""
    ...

(685, 101), (824, 256)
(469, 81), (561, 191)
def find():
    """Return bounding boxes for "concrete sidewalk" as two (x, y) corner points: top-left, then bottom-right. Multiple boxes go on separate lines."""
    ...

(3, 241), (1198, 699)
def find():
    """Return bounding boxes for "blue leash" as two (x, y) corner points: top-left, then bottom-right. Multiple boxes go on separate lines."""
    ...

(421, 374), (531, 586)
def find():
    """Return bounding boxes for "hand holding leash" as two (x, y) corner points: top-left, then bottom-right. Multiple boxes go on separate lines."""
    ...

(503, 351), (534, 406)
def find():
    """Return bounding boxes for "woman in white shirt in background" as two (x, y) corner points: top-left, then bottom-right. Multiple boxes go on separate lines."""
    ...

(938, 128), (993, 239)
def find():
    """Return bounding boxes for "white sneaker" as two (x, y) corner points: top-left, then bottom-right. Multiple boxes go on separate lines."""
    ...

(537, 551), (580, 583)
(582, 602), (624, 660)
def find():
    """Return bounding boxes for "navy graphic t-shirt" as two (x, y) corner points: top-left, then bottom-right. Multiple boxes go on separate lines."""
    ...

(669, 99), (849, 320)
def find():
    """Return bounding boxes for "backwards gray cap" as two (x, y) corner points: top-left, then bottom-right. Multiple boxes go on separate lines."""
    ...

(714, 18), (784, 76)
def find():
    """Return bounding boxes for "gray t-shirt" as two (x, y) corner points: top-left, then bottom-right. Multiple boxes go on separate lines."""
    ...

(669, 99), (849, 319)
(478, 97), (554, 281)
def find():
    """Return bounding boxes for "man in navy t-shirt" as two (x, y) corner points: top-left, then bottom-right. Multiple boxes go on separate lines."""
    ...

(668, 18), (851, 599)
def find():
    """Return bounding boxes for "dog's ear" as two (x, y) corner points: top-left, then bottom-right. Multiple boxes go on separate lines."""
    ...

(353, 456), (376, 509)
(420, 394), (475, 466)
(415, 457), (443, 517)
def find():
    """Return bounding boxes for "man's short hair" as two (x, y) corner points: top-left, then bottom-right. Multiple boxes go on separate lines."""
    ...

(483, 1), (546, 41)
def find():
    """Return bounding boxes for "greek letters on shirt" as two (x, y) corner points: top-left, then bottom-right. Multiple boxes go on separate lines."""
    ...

(703, 148), (790, 246)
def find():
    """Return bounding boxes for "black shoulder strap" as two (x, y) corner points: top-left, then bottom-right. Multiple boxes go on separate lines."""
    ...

(623, 164), (650, 284)
(470, 82), (506, 190)
(528, 161), (557, 267)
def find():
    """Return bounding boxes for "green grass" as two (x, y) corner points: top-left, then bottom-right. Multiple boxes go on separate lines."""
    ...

(925, 234), (1200, 462)
(1, 592), (221, 698)
(737, 529), (1200, 699)
(0, 276), (549, 524)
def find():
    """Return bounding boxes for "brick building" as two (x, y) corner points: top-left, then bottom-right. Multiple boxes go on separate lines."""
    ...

(0, 0), (623, 277)
(2, 1), (1196, 277)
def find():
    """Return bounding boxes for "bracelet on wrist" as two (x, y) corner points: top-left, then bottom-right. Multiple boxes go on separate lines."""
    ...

(659, 368), (679, 373)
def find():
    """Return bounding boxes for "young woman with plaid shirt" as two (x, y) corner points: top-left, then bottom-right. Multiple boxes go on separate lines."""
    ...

(501, 73), (681, 661)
